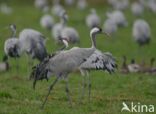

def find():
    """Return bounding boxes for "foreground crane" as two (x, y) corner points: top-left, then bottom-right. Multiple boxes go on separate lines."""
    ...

(30, 27), (116, 109)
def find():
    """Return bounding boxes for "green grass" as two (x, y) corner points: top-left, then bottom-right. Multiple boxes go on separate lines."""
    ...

(0, 2), (156, 114)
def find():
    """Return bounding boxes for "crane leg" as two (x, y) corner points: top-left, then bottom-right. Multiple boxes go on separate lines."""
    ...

(79, 75), (87, 103)
(15, 57), (19, 74)
(26, 55), (34, 77)
(41, 76), (59, 109)
(65, 78), (72, 107)
(88, 73), (91, 103)
(29, 57), (34, 71)
(26, 55), (31, 76)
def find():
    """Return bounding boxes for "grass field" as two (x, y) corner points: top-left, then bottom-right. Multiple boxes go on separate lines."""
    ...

(0, 1), (156, 114)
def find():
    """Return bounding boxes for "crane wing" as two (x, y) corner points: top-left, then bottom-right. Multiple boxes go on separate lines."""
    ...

(80, 50), (117, 73)
(30, 52), (59, 89)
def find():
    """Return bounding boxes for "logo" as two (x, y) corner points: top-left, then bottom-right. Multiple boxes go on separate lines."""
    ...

(121, 102), (155, 113)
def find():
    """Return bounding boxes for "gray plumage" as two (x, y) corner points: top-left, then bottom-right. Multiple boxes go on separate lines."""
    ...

(131, 2), (144, 16)
(40, 14), (54, 30)
(4, 38), (21, 58)
(4, 24), (21, 58)
(34, 0), (48, 10)
(61, 27), (80, 43)
(30, 38), (69, 87)
(3, 24), (21, 72)
(108, 0), (129, 10)
(103, 18), (117, 36)
(148, 0), (156, 13)
(5, 24), (48, 62)
(65, 0), (75, 6)
(52, 10), (67, 42)
(19, 28), (47, 61)
(77, 0), (87, 10)
(30, 27), (116, 108)
(132, 19), (151, 46)
(51, 0), (64, 17)
(106, 10), (128, 27)
(0, 3), (13, 15)
(80, 50), (116, 73)
(86, 9), (100, 29)
(52, 10), (80, 44)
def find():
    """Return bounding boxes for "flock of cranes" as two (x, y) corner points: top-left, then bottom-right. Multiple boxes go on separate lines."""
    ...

(4, 24), (47, 63)
(0, 0), (156, 109)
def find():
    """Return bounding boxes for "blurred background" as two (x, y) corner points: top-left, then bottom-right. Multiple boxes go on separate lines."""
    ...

(0, 0), (156, 114)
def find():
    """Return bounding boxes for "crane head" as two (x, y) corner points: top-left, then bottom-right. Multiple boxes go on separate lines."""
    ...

(90, 27), (110, 38)
(60, 10), (68, 21)
(58, 36), (69, 49)
(9, 24), (16, 31)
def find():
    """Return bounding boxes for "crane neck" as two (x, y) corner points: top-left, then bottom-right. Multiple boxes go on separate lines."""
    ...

(90, 32), (97, 48)
(11, 29), (16, 38)
(60, 14), (67, 27)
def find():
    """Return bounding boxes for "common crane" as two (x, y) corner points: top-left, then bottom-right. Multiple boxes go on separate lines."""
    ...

(5, 24), (48, 73)
(107, 0), (129, 10)
(103, 18), (118, 36)
(40, 13), (54, 30)
(4, 24), (21, 71)
(132, 19), (151, 46)
(52, 10), (80, 44)
(131, 2), (144, 16)
(77, 0), (87, 10)
(52, 10), (68, 43)
(86, 9), (101, 29)
(65, 0), (75, 6)
(30, 27), (116, 108)
(51, 0), (64, 17)
(106, 10), (128, 27)
(34, 0), (48, 10)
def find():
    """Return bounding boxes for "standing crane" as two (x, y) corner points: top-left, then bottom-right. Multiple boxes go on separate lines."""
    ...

(52, 10), (80, 44)
(18, 28), (48, 62)
(77, 0), (87, 10)
(30, 27), (116, 108)
(51, 0), (64, 17)
(107, 0), (129, 10)
(131, 2), (144, 16)
(132, 19), (151, 46)
(5, 24), (48, 73)
(4, 24), (21, 71)
(34, 0), (48, 10)
(40, 11), (54, 30)
(103, 18), (118, 37)
(106, 10), (128, 27)
(65, 0), (75, 6)
(52, 10), (68, 43)
(86, 8), (101, 29)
